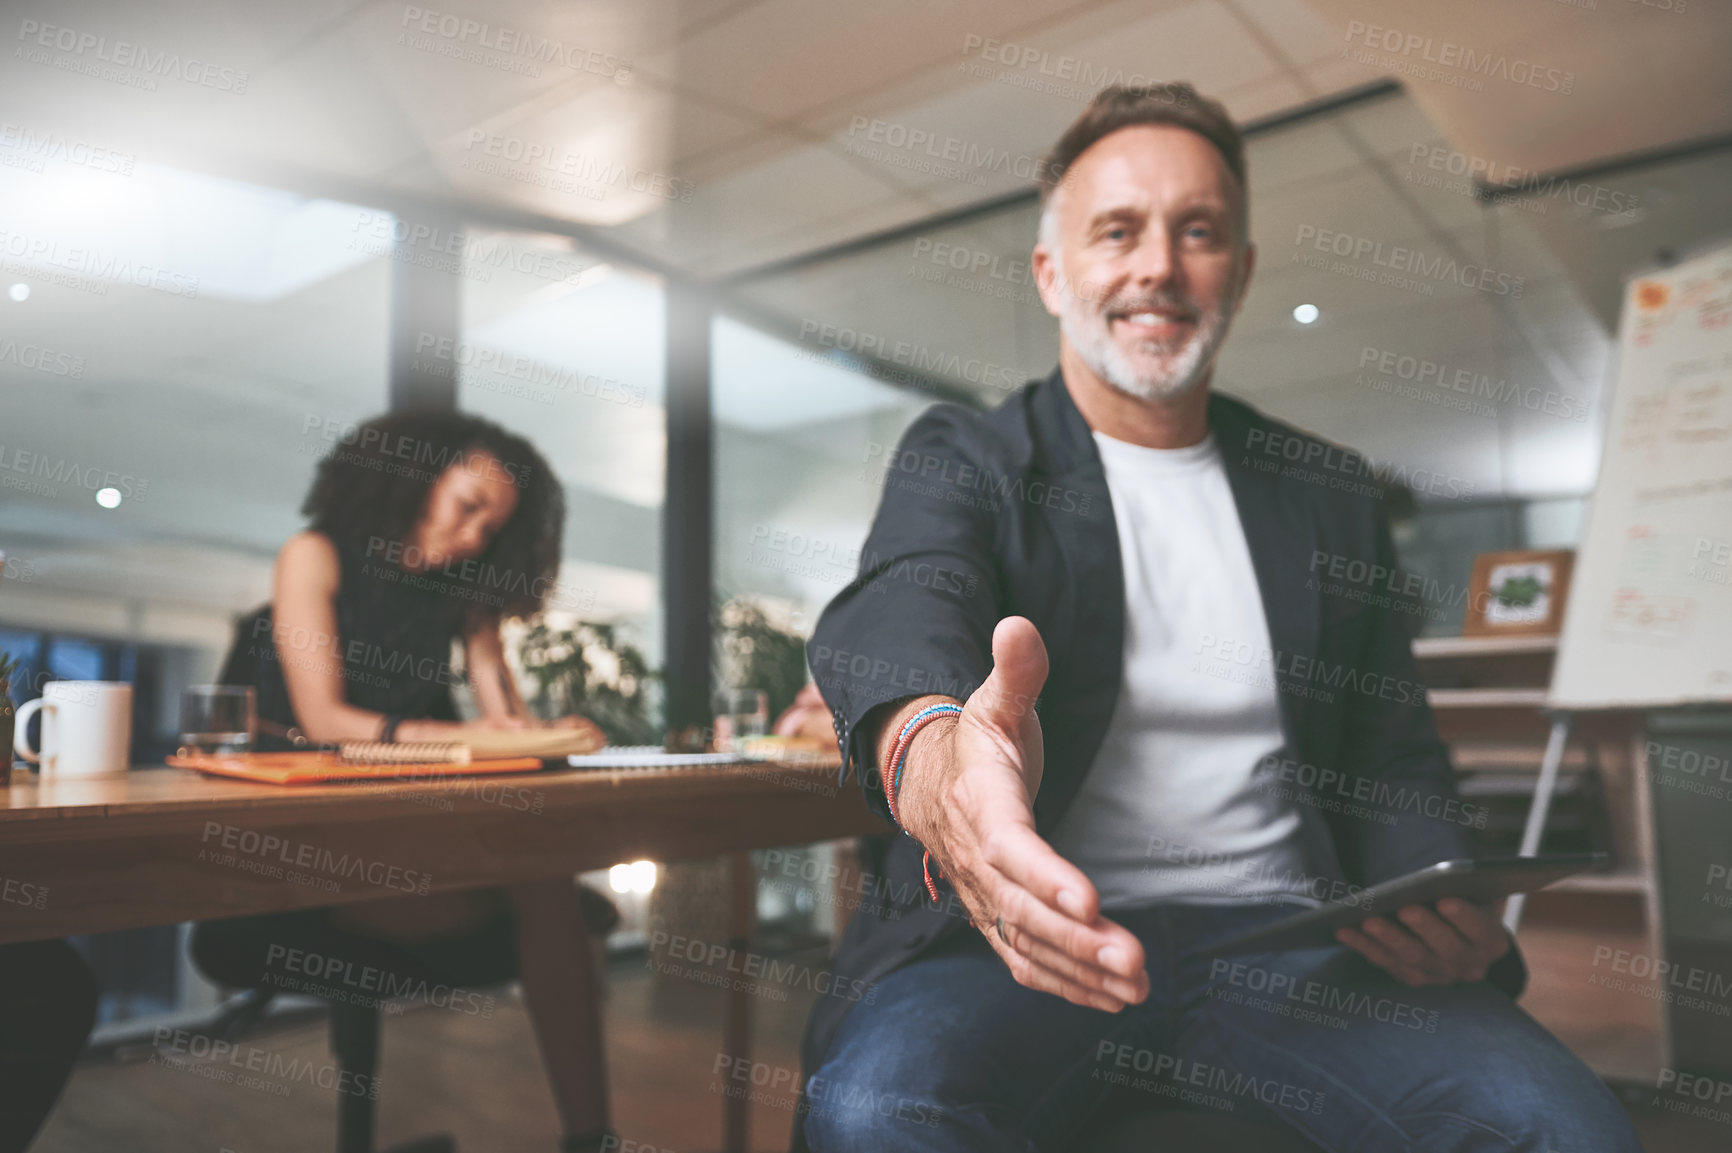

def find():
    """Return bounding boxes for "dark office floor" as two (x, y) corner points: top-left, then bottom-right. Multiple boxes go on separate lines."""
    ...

(36, 927), (1731, 1153)
(40, 942), (818, 1153)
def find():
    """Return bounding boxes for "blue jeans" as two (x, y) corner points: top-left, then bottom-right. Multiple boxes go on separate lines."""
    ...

(804, 902), (1639, 1152)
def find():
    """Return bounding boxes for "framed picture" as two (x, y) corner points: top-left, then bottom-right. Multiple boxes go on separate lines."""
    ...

(1463, 549), (1575, 637)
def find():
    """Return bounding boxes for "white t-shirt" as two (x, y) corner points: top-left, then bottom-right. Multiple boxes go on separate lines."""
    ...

(1046, 430), (1315, 910)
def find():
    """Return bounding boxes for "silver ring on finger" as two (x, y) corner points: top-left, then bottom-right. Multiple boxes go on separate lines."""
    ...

(996, 914), (1010, 945)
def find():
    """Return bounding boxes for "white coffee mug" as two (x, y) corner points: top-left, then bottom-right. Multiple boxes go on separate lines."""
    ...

(14, 681), (134, 775)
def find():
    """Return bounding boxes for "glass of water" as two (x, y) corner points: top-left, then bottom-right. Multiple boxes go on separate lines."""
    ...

(712, 688), (768, 754)
(180, 685), (256, 755)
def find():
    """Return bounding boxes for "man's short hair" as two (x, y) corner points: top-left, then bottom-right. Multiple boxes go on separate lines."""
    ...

(1038, 83), (1247, 232)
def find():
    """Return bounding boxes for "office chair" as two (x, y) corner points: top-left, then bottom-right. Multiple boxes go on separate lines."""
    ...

(192, 910), (523, 1153)
(205, 986), (458, 1153)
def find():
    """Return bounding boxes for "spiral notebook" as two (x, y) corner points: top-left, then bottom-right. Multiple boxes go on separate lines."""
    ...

(564, 745), (739, 768)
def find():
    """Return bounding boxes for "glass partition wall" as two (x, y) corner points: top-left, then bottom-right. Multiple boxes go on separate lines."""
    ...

(712, 316), (929, 641)
(0, 155), (397, 1032)
(0, 176), (684, 1029)
(457, 229), (667, 724)
(0, 159), (392, 659)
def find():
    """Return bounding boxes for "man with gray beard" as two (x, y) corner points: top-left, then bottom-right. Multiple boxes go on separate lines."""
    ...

(793, 84), (1638, 1152)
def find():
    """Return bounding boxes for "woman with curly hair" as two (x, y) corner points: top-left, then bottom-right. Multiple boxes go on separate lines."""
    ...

(246, 409), (582, 745)
(199, 411), (617, 1153)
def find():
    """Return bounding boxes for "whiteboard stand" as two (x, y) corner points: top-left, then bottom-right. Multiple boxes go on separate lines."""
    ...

(1502, 713), (1573, 935)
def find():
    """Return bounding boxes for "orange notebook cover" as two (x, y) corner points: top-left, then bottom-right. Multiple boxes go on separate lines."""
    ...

(167, 752), (545, 785)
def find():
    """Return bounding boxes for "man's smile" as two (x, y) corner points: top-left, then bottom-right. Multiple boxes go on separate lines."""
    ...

(1108, 306), (1196, 342)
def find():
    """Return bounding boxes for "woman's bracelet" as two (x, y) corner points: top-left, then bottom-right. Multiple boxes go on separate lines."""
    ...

(881, 702), (962, 903)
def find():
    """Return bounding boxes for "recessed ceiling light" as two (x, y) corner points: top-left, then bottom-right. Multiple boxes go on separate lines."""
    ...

(96, 487), (122, 509)
(8, 284), (28, 302)
(1292, 303), (1319, 325)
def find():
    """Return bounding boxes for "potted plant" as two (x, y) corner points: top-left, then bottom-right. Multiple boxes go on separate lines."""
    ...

(713, 595), (809, 722)
(0, 652), (17, 783)
(517, 621), (660, 746)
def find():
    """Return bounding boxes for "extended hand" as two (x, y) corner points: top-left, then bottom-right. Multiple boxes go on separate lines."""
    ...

(897, 617), (1149, 1013)
(1335, 898), (1511, 986)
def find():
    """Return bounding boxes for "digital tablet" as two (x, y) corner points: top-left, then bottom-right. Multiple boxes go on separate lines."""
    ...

(1206, 853), (1608, 955)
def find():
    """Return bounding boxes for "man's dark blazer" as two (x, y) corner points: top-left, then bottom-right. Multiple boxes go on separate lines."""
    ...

(798, 367), (1526, 1089)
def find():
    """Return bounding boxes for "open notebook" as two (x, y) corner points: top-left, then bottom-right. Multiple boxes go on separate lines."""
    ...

(565, 745), (739, 768)
(166, 751), (545, 785)
(168, 727), (606, 784)
(564, 737), (839, 770)
(439, 727), (605, 759)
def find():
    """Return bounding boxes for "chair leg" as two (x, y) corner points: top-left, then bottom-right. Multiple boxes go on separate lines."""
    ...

(331, 1002), (458, 1153)
(330, 1002), (380, 1153)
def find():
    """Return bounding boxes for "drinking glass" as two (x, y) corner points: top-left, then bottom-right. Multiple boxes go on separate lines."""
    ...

(180, 685), (256, 755)
(713, 688), (768, 754)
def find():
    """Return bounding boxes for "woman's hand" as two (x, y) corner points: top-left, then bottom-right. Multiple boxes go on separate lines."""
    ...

(773, 682), (835, 741)
(549, 714), (607, 747)
(470, 714), (529, 731)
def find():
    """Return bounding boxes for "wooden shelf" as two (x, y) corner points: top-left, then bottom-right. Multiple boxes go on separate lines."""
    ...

(1427, 687), (1552, 710)
(1410, 632), (1662, 1068)
(1450, 744), (1596, 770)
(1413, 634), (1559, 659)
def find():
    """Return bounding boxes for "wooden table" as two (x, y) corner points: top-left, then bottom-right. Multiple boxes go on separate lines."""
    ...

(0, 757), (887, 1151)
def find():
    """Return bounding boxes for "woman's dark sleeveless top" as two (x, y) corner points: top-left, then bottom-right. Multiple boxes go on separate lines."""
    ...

(220, 536), (471, 743)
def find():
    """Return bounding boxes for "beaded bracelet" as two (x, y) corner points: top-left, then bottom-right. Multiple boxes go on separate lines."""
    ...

(883, 703), (961, 822)
(882, 703), (962, 902)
